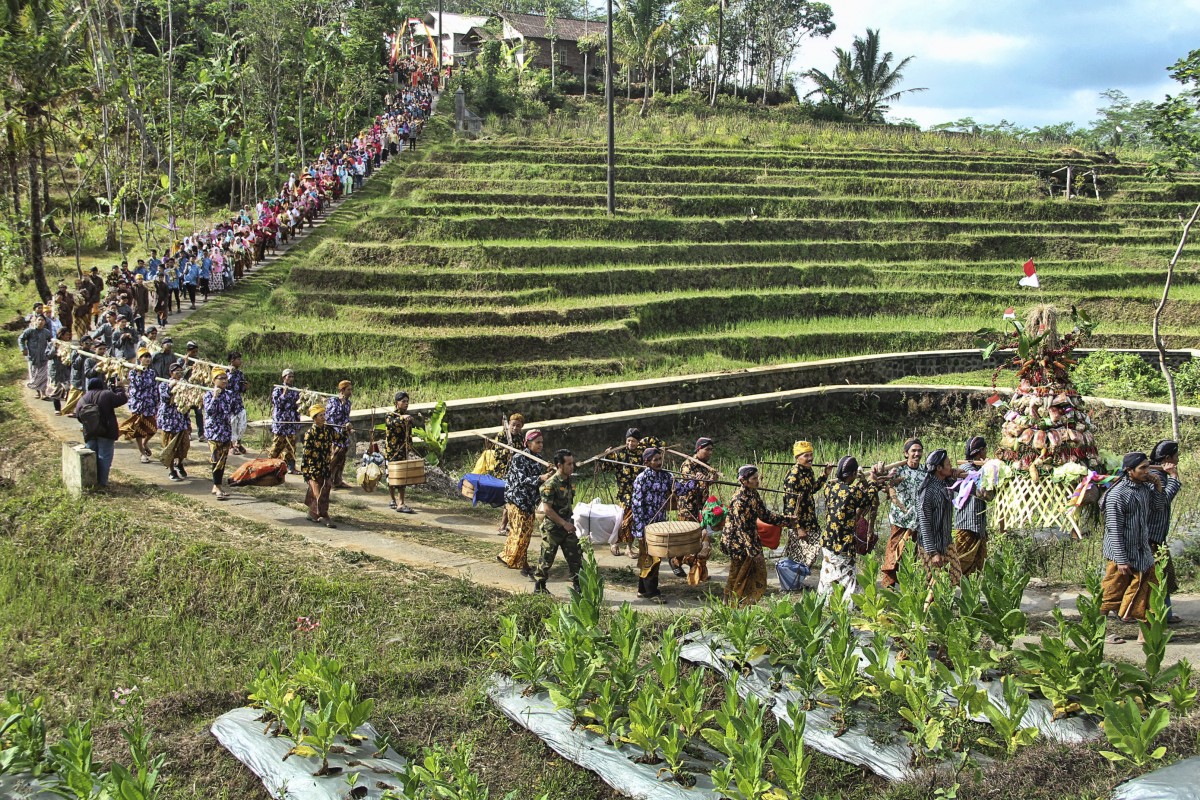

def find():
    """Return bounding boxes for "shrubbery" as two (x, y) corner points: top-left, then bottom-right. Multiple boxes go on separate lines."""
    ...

(1071, 350), (1168, 400)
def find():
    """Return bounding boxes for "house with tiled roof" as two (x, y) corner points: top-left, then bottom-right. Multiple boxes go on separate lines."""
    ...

(497, 11), (606, 76)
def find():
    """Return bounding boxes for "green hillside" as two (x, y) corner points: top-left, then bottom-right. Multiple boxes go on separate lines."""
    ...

(177, 132), (1200, 409)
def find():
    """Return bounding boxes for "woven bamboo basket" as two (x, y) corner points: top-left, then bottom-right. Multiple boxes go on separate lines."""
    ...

(992, 475), (1082, 539)
(645, 520), (702, 558)
(388, 458), (426, 487)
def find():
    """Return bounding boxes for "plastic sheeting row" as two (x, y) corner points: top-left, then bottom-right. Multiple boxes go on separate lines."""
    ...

(210, 706), (407, 800)
(1112, 755), (1200, 800)
(488, 674), (725, 800)
(680, 632), (1100, 782)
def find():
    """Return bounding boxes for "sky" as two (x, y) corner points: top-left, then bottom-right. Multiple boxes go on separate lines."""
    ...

(795, 0), (1200, 129)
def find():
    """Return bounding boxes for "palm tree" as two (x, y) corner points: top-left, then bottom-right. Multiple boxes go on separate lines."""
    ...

(805, 28), (925, 123)
(614, 0), (672, 116)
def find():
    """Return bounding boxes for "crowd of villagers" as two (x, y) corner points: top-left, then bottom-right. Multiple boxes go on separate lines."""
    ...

(487, 416), (1186, 631)
(16, 84), (436, 524)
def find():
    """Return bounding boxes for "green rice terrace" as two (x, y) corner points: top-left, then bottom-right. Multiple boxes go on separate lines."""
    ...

(177, 132), (1200, 408)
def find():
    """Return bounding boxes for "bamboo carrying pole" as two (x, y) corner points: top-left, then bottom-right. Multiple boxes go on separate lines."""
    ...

(273, 384), (338, 396)
(595, 458), (794, 496)
(665, 448), (723, 477)
(477, 434), (551, 467)
(183, 355), (233, 372)
(153, 376), (216, 392)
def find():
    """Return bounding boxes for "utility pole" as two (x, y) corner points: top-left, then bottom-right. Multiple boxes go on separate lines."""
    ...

(438, 0), (445, 78)
(605, 0), (615, 214)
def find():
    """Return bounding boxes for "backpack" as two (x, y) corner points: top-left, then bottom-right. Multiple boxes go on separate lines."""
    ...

(77, 399), (105, 441)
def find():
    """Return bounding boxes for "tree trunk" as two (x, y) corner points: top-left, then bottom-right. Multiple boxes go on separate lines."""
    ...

(297, 89), (306, 163)
(1153, 202), (1200, 440)
(710, 0), (723, 106)
(39, 132), (51, 212)
(5, 100), (20, 218)
(26, 110), (50, 302)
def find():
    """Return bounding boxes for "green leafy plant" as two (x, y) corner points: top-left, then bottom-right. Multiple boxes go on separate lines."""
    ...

(104, 710), (166, 800)
(655, 723), (692, 787)
(605, 602), (646, 706)
(495, 615), (549, 695)
(623, 686), (667, 764)
(247, 652), (291, 735)
(413, 401), (450, 466)
(0, 690), (50, 778)
(578, 680), (628, 743)
(716, 603), (769, 674)
(975, 541), (1030, 649)
(545, 621), (599, 721)
(45, 721), (102, 800)
(768, 702), (811, 798)
(292, 700), (339, 776)
(1099, 697), (1170, 767)
(387, 740), (528, 800)
(702, 681), (779, 800)
(1166, 659), (1198, 714)
(817, 588), (868, 733)
(978, 675), (1039, 756)
(662, 669), (714, 739)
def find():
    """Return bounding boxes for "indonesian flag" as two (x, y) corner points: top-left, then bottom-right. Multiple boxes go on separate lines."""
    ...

(1018, 258), (1039, 288)
(1003, 307), (1016, 319)
(987, 394), (1003, 406)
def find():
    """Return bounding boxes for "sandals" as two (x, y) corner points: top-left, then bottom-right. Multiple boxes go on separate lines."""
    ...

(610, 543), (622, 556)
(637, 593), (668, 605)
(671, 565), (687, 578)
(140, 454), (152, 464)
(1105, 634), (1127, 645)
(1168, 615), (1184, 625)
(388, 501), (398, 509)
(397, 505), (415, 514)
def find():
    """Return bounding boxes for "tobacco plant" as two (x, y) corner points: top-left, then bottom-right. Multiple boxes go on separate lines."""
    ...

(495, 615), (549, 695)
(0, 690), (50, 778)
(324, 676), (374, 743)
(44, 721), (101, 800)
(105, 711), (165, 800)
(546, 622), (600, 722)
(978, 675), (1039, 756)
(247, 652), (291, 734)
(702, 682), (778, 800)
(624, 686), (667, 764)
(976, 542), (1030, 649)
(662, 669), (714, 739)
(1100, 697), (1171, 767)
(1166, 659), (1198, 714)
(388, 740), (527, 800)
(655, 723), (692, 786)
(578, 680), (627, 743)
(1117, 560), (1183, 707)
(768, 702), (811, 799)
(294, 700), (339, 776)
(606, 602), (646, 707)
(817, 588), (867, 732)
(878, 628), (952, 764)
(1015, 573), (1114, 717)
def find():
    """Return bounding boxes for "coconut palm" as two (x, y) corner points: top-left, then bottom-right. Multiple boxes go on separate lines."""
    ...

(614, 0), (672, 116)
(805, 28), (925, 123)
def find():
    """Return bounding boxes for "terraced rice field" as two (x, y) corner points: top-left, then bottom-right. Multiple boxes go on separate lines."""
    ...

(178, 135), (1200, 407)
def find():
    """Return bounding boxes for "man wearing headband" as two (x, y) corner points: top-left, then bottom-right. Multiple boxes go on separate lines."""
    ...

(269, 369), (302, 474)
(601, 427), (666, 558)
(61, 335), (94, 416)
(1148, 440), (1183, 623)
(1100, 452), (1158, 640)
(951, 436), (992, 578)
(818, 456), (880, 597)
(157, 362), (192, 481)
(631, 446), (673, 602)
(673, 436), (719, 578)
(202, 370), (235, 500)
(782, 440), (832, 574)
(498, 429), (550, 578)
(532, 449), (581, 596)
(882, 438), (925, 588)
(386, 391), (416, 513)
(118, 349), (159, 465)
(725, 465), (789, 606)
(302, 405), (338, 527)
(325, 380), (354, 489)
(489, 412), (525, 535)
(916, 449), (959, 587)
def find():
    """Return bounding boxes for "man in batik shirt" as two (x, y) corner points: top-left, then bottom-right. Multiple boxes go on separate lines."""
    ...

(302, 405), (339, 528)
(782, 440), (831, 572)
(725, 465), (789, 607)
(157, 362), (192, 482)
(202, 370), (235, 500)
(385, 391), (416, 514)
(631, 447), (673, 603)
(269, 369), (302, 473)
(325, 380), (353, 489)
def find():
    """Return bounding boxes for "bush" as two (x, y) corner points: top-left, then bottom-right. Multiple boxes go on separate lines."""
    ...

(1071, 350), (1167, 400)
(1171, 359), (1200, 400)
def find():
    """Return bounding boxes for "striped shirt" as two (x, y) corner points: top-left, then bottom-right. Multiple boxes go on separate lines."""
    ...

(1103, 479), (1154, 573)
(1148, 476), (1181, 546)
(953, 481), (988, 538)
(917, 474), (954, 554)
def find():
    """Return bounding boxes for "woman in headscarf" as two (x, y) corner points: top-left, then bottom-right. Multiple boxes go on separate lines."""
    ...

(490, 412), (524, 535)
(725, 465), (789, 607)
(951, 436), (992, 578)
(631, 447), (674, 602)
(818, 456), (879, 598)
(782, 440), (830, 573)
(1148, 440), (1183, 623)
(882, 438), (924, 588)
(497, 429), (550, 578)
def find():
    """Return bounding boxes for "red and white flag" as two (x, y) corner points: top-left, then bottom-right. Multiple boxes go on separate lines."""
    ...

(1003, 307), (1016, 319)
(1018, 258), (1039, 288)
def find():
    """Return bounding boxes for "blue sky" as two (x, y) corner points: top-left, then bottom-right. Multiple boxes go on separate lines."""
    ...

(796, 0), (1200, 129)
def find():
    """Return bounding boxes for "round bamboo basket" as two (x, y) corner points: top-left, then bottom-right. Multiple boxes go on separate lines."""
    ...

(645, 520), (702, 558)
(388, 458), (426, 487)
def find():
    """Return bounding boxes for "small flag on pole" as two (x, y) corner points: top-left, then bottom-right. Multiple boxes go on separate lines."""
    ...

(1003, 307), (1016, 319)
(1018, 258), (1039, 288)
(987, 394), (1003, 406)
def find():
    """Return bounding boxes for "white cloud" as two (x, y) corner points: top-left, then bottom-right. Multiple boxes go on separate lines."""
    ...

(897, 31), (1031, 66)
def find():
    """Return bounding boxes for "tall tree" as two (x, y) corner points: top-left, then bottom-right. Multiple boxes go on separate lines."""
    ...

(614, 0), (671, 115)
(804, 28), (924, 123)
